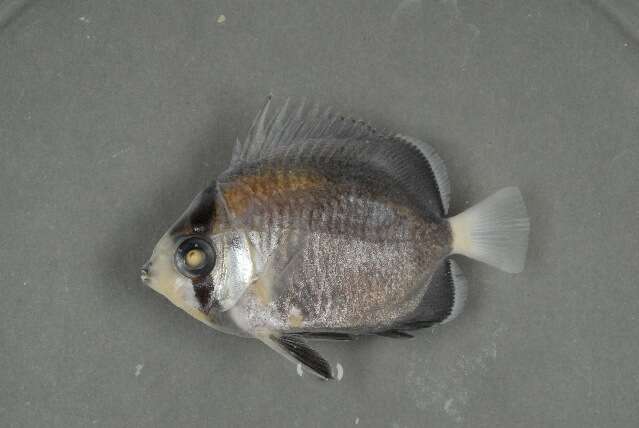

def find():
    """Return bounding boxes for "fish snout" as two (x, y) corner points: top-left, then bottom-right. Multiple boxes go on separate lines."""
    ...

(140, 260), (152, 284)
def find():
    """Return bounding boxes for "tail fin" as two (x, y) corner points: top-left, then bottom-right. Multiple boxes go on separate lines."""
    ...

(448, 187), (530, 273)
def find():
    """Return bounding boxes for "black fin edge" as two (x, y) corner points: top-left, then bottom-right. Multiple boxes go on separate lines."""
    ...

(289, 332), (355, 341)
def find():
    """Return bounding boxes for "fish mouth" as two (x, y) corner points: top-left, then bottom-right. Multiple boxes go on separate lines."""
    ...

(140, 261), (151, 284)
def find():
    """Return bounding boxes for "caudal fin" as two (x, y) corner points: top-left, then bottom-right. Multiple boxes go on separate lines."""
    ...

(448, 187), (530, 273)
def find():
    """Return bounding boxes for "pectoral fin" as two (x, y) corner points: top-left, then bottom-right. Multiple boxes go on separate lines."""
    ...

(257, 331), (333, 380)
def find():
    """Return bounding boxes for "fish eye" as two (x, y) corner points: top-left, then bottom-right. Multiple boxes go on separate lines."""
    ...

(174, 237), (216, 278)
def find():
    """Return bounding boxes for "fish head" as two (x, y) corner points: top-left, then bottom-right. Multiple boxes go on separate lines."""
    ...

(141, 184), (254, 329)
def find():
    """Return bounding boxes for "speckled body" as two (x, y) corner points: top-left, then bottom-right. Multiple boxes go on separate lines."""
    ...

(215, 143), (452, 335)
(235, 225), (450, 333)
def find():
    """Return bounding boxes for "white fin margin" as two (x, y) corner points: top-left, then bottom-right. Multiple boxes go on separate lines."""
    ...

(441, 259), (467, 324)
(449, 187), (530, 273)
(395, 134), (451, 215)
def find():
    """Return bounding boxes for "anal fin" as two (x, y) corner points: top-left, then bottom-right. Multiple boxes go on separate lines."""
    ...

(441, 259), (467, 324)
(390, 258), (467, 331)
(257, 331), (333, 380)
(289, 332), (355, 341)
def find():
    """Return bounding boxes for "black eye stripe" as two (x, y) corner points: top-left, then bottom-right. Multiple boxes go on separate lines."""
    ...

(188, 186), (217, 233)
(169, 185), (217, 237)
(174, 237), (216, 278)
(192, 276), (213, 309)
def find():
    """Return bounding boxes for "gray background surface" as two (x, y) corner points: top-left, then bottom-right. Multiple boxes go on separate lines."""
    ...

(1, 0), (638, 427)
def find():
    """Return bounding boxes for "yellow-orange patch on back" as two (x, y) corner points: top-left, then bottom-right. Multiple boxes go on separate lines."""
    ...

(222, 169), (327, 216)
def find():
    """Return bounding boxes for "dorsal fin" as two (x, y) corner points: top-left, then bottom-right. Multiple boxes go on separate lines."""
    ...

(394, 134), (450, 215)
(231, 96), (382, 167)
(228, 97), (451, 218)
(366, 136), (449, 218)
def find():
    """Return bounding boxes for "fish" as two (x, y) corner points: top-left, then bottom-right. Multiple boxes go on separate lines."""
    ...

(140, 97), (530, 380)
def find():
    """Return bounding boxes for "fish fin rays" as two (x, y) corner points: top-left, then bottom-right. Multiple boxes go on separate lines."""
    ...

(388, 258), (467, 331)
(440, 259), (467, 324)
(257, 331), (334, 380)
(449, 187), (530, 273)
(394, 134), (450, 215)
(414, 257), (466, 325)
(231, 96), (381, 166)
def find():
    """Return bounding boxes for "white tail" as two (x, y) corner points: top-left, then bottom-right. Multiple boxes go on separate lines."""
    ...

(448, 187), (530, 273)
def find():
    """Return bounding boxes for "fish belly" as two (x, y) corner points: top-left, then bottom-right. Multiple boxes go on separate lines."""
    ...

(230, 227), (448, 334)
